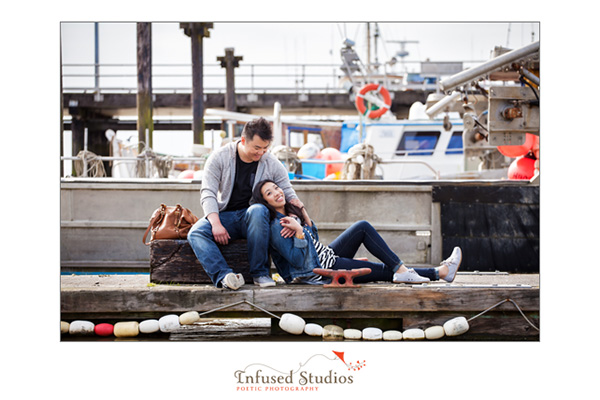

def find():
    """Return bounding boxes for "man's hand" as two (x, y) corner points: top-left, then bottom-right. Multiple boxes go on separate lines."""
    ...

(288, 197), (304, 209)
(212, 224), (231, 245)
(207, 213), (230, 245)
(288, 197), (312, 227)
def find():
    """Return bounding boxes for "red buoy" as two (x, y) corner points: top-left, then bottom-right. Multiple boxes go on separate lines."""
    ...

(498, 133), (538, 158)
(508, 156), (536, 180)
(94, 323), (114, 337)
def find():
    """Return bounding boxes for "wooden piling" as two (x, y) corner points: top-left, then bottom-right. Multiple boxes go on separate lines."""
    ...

(136, 22), (153, 152)
(218, 48), (243, 112)
(181, 22), (213, 145)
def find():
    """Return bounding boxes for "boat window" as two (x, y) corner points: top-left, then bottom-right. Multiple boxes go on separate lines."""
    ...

(396, 131), (441, 156)
(289, 131), (305, 148)
(287, 126), (324, 151)
(445, 131), (464, 155)
(307, 132), (324, 149)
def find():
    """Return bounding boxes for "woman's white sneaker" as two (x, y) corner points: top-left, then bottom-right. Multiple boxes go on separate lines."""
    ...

(393, 269), (430, 284)
(441, 247), (462, 282)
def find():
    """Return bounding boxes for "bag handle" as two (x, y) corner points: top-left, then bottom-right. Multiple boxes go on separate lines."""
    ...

(142, 204), (167, 245)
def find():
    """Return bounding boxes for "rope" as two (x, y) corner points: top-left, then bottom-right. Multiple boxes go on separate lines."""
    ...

(74, 150), (106, 177)
(154, 154), (174, 178)
(135, 147), (174, 178)
(467, 298), (539, 331)
(198, 300), (281, 320)
(341, 143), (381, 180)
(272, 146), (301, 174)
(196, 297), (538, 332)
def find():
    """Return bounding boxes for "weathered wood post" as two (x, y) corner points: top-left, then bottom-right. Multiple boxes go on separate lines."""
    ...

(137, 22), (153, 152)
(181, 22), (213, 145)
(217, 48), (243, 112)
(60, 27), (64, 177)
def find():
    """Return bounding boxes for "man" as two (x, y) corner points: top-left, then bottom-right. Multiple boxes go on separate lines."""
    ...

(188, 117), (303, 290)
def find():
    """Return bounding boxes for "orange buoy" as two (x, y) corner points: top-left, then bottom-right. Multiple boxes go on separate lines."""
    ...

(355, 83), (392, 119)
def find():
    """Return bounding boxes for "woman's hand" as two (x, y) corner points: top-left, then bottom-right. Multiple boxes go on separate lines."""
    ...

(279, 216), (303, 239)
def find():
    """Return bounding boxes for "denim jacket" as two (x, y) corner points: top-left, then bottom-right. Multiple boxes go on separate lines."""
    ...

(269, 212), (321, 282)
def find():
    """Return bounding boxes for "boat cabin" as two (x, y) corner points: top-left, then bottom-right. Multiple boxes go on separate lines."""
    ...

(341, 117), (465, 180)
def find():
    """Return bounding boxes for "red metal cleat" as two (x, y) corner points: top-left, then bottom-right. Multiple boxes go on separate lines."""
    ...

(313, 268), (372, 288)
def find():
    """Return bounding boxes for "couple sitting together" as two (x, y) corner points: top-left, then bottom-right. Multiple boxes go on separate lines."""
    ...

(187, 117), (462, 290)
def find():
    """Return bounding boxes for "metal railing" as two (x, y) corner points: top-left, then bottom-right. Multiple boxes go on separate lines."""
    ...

(61, 61), (470, 94)
(290, 158), (440, 180)
(61, 128), (207, 178)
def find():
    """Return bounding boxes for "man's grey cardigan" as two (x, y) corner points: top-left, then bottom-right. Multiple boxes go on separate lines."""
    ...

(200, 140), (298, 217)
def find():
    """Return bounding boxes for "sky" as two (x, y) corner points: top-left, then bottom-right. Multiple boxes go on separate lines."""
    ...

(61, 22), (539, 64)
(59, 21), (540, 157)
(61, 22), (540, 92)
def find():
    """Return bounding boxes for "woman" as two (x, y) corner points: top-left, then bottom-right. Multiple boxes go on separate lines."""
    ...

(252, 179), (462, 284)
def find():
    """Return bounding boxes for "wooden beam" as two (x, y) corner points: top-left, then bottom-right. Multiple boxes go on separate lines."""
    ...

(61, 285), (539, 319)
(62, 91), (428, 112)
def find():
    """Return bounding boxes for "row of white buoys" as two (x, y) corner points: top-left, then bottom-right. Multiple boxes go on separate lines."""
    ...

(61, 310), (203, 338)
(278, 313), (470, 341)
(63, 311), (470, 340)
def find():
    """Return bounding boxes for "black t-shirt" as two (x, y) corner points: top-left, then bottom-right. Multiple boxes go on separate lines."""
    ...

(225, 149), (259, 211)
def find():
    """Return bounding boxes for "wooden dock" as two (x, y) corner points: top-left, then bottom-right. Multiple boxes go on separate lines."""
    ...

(60, 272), (539, 340)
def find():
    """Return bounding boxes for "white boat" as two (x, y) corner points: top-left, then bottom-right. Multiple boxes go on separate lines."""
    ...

(338, 102), (508, 180)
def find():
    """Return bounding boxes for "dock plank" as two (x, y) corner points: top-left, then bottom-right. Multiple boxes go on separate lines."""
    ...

(61, 284), (538, 318)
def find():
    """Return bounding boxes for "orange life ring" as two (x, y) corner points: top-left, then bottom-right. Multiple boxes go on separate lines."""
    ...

(355, 83), (392, 119)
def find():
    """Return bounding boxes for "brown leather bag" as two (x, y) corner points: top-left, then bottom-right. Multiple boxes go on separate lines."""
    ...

(143, 204), (199, 245)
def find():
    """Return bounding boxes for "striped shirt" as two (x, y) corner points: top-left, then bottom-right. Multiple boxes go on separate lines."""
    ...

(305, 229), (338, 269)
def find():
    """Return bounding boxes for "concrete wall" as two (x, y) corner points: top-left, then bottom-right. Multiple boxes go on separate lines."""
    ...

(60, 179), (440, 271)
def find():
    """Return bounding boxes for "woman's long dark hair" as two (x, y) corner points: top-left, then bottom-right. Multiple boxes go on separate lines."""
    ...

(252, 179), (306, 224)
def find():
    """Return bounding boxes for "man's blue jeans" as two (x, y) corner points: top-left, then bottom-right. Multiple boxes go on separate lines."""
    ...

(187, 204), (271, 287)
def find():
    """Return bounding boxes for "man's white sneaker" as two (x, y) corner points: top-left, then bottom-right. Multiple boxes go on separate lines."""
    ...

(441, 247), (462, 282)
(221, 273), (245, 290)
(393, 269), (430, 284)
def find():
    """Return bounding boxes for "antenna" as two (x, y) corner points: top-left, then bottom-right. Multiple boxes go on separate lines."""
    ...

(386, 40), (419, 72)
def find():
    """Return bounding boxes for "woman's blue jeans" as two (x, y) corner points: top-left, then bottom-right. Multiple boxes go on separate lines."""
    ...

(329, 220), (438, 283)
(187, 204), (271, 287)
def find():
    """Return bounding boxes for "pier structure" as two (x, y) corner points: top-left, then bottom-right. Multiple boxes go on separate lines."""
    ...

(61, 22), (455, 176)
(61, 273), (539, 341)
(60, 178), (539, 340)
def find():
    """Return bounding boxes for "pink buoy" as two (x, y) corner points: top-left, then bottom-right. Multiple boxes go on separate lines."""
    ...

(177, 169), (195, 179)
(508, 156), (536, 180)
(498, 133), (537, 158)
(94, 323), (114, 337)
(317, 147), (343, 176)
